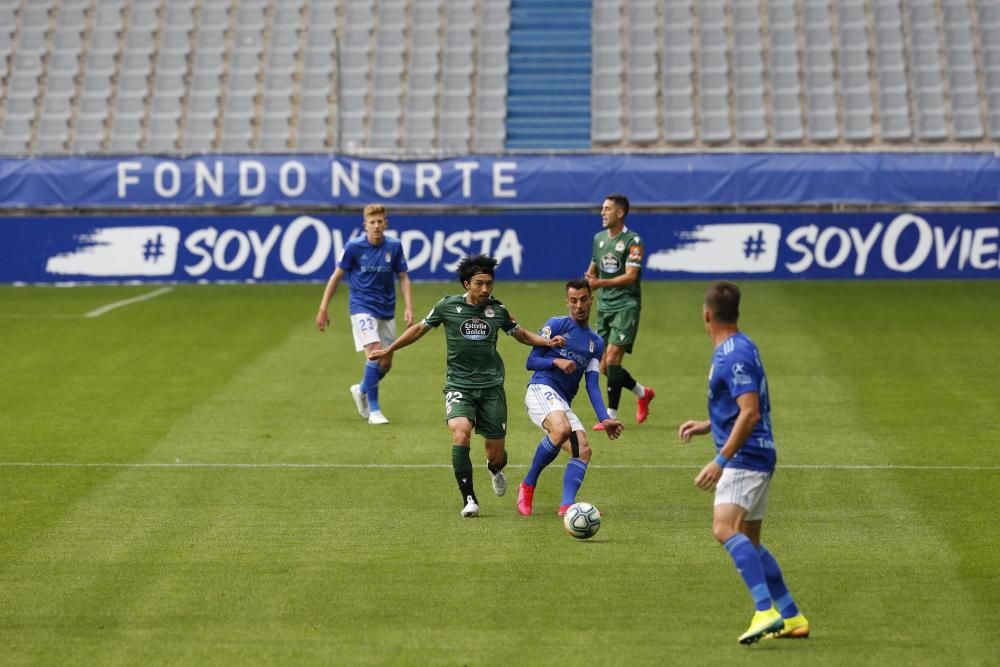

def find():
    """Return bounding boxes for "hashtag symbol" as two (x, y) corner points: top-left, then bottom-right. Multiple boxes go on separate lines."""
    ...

(143, 234), (165, 263)
(743, 230), (766, 260)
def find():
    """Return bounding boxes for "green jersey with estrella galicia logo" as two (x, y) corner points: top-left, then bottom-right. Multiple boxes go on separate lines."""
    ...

(591, 226), (643, 312)
(422, 294), (521, 390)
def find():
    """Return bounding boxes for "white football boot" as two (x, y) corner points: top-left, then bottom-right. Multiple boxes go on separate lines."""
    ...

(367, 410), (389, 425)
(461, 495), (480, 517)
(490, 469), (508, 497)
(349, 384), (370, 419)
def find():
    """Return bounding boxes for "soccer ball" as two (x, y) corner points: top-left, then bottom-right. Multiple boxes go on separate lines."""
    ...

(563, 502), (602, 539)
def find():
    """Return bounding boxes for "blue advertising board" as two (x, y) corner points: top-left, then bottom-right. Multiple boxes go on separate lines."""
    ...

(2, 211), (998, 284)
(1, 152), (1000, 209)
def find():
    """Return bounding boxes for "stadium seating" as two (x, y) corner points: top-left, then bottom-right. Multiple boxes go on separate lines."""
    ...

(506, 0), (591, 149)
(0, 0), (998, 156)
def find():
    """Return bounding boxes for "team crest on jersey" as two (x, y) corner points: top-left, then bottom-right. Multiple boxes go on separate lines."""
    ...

(484, 306), (495, 318)
(600, 253), (621, 273)
(385, 252), (391, 262)
(461, 317), (491, 340)
(615, 241), (625, 252)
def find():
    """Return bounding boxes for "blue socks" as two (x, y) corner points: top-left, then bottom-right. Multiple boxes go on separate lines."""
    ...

(523, 436), (588, 506)
(724, 533), (772, 611)
(523, 436), (559, 486)
(561, 458), (588, 506)
(758, 544), (799, 617)
(360, 361), (382, 412)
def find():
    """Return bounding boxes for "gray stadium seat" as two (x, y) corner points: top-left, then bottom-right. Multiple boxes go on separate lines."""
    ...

(774, 109), (804, 143)
(807, 108), (839, 142)
(844, 110), (875, 142)
(629, 110), (659, 144)
(297, 112), (331, 151)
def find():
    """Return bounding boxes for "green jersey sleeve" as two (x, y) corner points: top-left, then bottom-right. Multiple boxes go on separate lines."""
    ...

(422, 298), (447, 328)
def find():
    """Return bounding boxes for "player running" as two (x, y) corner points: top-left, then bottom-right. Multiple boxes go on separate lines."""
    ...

(517, 279), (624, 517)
(369, 254), (564, 518)
(586, 193), (656, 430)
(678, 280), (809, 645)
(316, 204), (413, 425)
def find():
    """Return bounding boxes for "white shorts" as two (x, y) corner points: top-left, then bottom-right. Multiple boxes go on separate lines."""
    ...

(524, 384), (584, 433)
(350, 313), (397, 352)
(714, 467), (772, 521)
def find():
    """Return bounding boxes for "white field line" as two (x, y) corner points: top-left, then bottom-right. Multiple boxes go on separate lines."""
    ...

(2, 287), (174, 319)
(84, 287), (173, 318)
(0, 462), (997, 471)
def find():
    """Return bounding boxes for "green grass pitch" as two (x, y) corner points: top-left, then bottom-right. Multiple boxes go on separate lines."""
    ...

(1, 280), (998, 666)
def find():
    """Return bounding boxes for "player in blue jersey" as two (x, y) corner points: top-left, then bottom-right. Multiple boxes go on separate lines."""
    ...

(316, 204), (413, 425)
(517, 279), (624, 517)
(678, 281), (809, 645)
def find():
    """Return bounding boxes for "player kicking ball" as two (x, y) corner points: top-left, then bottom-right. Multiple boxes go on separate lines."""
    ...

(518, 279), (624, 517)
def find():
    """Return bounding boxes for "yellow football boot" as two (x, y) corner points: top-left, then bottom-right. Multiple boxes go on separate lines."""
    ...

(767, 613), (810, 639)
(738, 608), (784, 645)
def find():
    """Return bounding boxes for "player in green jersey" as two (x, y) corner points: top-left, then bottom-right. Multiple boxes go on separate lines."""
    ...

(369, 254), (565, 518)
(585, 193), (656, 430)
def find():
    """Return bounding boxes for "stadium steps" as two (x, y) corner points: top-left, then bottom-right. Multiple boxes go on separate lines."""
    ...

(505, 0), (591, 149)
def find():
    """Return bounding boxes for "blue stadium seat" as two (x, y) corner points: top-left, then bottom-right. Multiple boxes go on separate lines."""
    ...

(506, 0), (590, 149)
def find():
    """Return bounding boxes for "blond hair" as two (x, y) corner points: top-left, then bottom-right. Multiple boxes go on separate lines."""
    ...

(363, 204), (387, 218)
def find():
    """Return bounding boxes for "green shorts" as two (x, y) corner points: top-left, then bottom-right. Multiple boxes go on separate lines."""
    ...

(443, 385), (508, 439)
(595, 307), (641, 354)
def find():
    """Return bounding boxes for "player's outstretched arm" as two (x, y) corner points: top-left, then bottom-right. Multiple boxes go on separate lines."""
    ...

(316, 267), (346, 331)
(368, 321), (430, 360)
(512, 327), (566, 348)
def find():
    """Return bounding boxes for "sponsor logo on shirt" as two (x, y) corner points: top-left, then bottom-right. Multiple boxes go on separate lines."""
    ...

(732, 362), (753, 386)
(461, 318), (491, 340)
(600, 253), (621, 273)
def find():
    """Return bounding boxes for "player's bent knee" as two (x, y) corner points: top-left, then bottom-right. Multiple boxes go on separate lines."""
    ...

(548, 423), (572, 445)
(711, 519), (741, 544)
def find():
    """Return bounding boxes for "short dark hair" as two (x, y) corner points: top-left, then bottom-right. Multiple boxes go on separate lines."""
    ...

(705, 280), (741, 324)
(456, 253), (498, 285)
(605, 193), (630, 216)
(565, 278), (591, 294)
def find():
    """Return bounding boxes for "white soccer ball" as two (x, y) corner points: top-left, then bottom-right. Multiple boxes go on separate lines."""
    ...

(563, 502), (602, 539)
